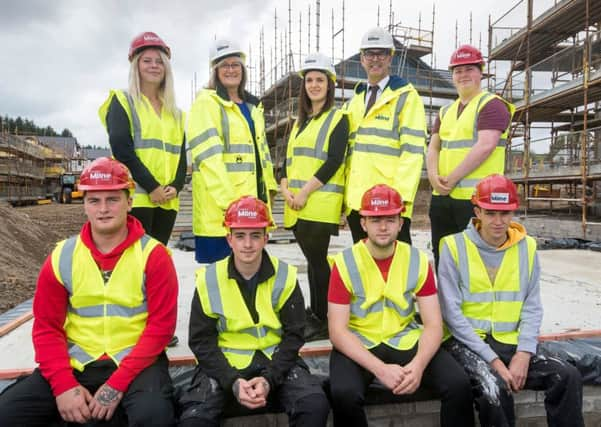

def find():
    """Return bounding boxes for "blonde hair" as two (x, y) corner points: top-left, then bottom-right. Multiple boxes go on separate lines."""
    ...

(128, 49), (180, 119)
(206, 56), (247, 100)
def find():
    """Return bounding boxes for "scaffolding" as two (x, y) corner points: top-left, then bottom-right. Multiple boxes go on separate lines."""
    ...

(248, 1), (455, 177)
(488, 0), (601, 237)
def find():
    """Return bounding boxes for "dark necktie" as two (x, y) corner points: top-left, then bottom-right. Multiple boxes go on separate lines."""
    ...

(365, 85), (379, 116)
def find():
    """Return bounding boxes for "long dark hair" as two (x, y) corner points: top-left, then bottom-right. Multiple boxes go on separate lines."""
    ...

(296, 71), (336, 126)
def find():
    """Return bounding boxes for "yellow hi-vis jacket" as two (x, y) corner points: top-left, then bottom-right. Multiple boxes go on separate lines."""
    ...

(195, 255), (297, 369)
(441, 231), (536, 345)
(436, 91), (515, 199)
(344, 76), (426, 218)
(187, 89), (277, 237)
(99, 90), (185, 211)
(331, 241), (429, 350)
(50, 234), (159, 371)
(284, 108), (347, 227)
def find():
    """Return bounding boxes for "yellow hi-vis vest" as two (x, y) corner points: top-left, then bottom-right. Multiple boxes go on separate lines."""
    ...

(195, 255), (297, 369)
(441, 232), (536, 345)
(187, 89), (277, 237)
(50, 234), (159, 371)
(344, 78), (426, 218)
(436, 91), (515, 200)
(331, 241), (429, 350)
(98, 90), (185, 211)
(284, 108), (347, 227)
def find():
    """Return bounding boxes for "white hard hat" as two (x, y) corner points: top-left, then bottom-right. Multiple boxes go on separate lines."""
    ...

(299, 52), (336, 82)
(209, 39), (246, 66)
(360, 27), (395, 51)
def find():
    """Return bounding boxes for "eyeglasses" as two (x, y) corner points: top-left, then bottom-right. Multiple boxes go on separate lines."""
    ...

(218, 62), (242, 70)
(362, 50), (389, 60)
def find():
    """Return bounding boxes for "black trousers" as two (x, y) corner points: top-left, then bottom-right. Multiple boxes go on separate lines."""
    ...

(329, 344), (475, 427)
(131, 206), (178, 246)
(444, 338), (584, 427)
(178, 359), (329, 427)
(0, 354), (175, 426)
(347, 210), (412, 245)
(428, 195), (474, 270)
(292, 221), (334, 321)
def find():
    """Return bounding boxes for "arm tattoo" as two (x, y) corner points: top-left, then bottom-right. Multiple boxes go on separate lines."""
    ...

(97, 385), (120, 406)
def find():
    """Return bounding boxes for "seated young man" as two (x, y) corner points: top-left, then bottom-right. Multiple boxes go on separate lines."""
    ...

(328, 184), (475, 427)
(179, 196), (330, 427)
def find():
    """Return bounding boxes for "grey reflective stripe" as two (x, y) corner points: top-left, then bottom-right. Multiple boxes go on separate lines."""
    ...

(271, 261), (289, 308)
(467, 317), (491, 332)
(225, 162), (255, 172)
(205, 264), (227, 332)
(455, 178), (480, 189)
(390, 91), (409, 140)
(59, 236), (78, 294)
(349, 131), (357, 140)
(124, 91), (143, 149)
(518, 238), (530, 284)
(228, 144), (254, 154)
(189, 128), (219, 150)
(351, 330), (377, 347)
(194, 144), (223, 167)
(315, 109), (337, 154)
(69, 305), (104, 317)
(442, 139), (476, 149)
(384, 299), (413, 318)
(353, 143), (400, 157)
(68, 343), (95, 365)
(473, 93), (494, 139)
(292, 147), (328, 161)
(387, 321), (419, 347)
(134, 185), (148, 195)
(286, 157), (292, 167)
(218, 104), (230, 151)
(106, 303), (148, 317)
(401, 144), (425, 155)
(342, 248), (372, 317)
(114, 346), (134, 361)
(440, 104), (451, 117)
(136, 138), (180, 154)
(239, 326), (269, 338)
(356, 127), (398, 140)
(407, 247), (420, 293)
(494, 321), (520, 332)
(399, 127), (426, 139)
(287, 179), (343, 194)
(140, 234), (152, 250)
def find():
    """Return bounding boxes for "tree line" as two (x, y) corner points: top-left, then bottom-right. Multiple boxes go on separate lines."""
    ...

(1, 115), (73, 138)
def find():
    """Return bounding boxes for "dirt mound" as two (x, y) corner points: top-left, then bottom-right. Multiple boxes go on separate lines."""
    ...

(0, 203), (86, 313)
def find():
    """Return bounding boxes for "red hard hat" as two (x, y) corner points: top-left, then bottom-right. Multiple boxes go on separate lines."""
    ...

(78, 157), (134, 191)
(359, 184), (406, 216)
(471, 174), (519, 211)
(224, 196), (273, 228)
(449, 44), (484, 69)
(128, 31), (171, 62)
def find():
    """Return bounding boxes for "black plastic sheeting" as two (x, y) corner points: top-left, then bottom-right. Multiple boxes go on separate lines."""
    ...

(173, 232), (195, 252)
(539, 338), (601, 385)
(538, 238), (601, 251)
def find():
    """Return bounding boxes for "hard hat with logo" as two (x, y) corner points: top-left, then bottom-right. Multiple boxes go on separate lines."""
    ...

(128, 31), (171, 62)
(471, 174), (519, 211)
(209, 39), (246, 66)
(299, 52), (336, 82)
(224, 196), (273, 228)
(360, 27), (395, 52)
(449, 44), (485, 70)
(359, 184), (406, 216)
(78, 157), (134, 191)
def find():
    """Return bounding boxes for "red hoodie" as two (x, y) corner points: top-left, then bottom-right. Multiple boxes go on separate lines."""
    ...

(32, 215), (178, 396)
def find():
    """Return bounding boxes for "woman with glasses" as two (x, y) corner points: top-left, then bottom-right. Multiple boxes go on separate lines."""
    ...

(280, 53), (349, 340)
(187, 39), (277, 263)
(99, 31), (186, 247)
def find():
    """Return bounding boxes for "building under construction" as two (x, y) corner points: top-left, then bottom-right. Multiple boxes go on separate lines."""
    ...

(488, 0), (601, 238)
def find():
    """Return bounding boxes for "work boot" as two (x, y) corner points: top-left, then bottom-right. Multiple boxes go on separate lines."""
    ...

(168, 335), (179, 347)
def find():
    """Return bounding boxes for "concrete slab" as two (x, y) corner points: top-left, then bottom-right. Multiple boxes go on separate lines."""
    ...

(1, 230), (600, 371)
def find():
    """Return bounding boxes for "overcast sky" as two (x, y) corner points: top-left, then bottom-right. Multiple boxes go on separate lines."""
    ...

(1, 0), (555, 147)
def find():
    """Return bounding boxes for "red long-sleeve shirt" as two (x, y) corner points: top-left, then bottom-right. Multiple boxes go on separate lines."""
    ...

(32, 216), (178, 396)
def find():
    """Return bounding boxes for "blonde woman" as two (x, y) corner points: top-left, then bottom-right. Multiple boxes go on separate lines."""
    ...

(99, 31), (186, 246)
(187, 39), (276, 263)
